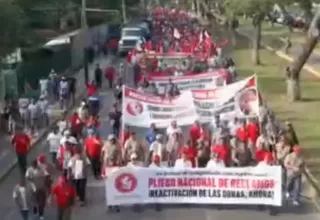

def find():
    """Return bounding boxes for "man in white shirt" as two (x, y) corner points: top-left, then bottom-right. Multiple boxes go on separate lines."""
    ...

(149, 134), (168, 167)
(57, 118), (69, 135)
(47, 127), (62, 165)
(13, 177), (35, 220)
(174, 149), (192, 169)
(206, 153), (225, 169)
(166, 120), (182, 137)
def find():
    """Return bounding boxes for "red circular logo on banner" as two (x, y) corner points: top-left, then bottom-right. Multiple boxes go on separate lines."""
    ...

(126, 101), (143, 116)
(115, 173), (137, 193)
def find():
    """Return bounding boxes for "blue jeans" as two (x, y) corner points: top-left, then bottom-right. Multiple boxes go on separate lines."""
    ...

(20, 210), (29, 220)
(286, 175), (302, 202)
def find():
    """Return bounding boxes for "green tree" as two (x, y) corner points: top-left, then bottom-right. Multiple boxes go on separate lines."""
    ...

(0, 0), (26, 60)
(223, 0), (276, 65)
(286, 8), (320, 101)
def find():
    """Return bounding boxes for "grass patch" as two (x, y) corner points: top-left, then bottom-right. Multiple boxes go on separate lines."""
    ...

(233, 38), (320, 180)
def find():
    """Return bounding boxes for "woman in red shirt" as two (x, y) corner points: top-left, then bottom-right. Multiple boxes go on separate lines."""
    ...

(87, 81), (97, 97)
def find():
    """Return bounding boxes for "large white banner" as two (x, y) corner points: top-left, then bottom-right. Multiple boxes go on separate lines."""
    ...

(147, 70), (227, 94)
(122, 76), (259, 128)
(105, 166), (282, 206)
(122, 87), (197, 127)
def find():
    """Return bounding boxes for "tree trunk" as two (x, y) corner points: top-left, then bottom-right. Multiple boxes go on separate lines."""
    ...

(287, 7), (320, 101)
(252, 20), (262, 65)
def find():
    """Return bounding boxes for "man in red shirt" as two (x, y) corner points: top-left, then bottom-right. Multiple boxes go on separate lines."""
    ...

(86, 81), (97, 97)
(84, 133), (102, 179)
(12, 127), (31, 174)
(51, 176), (75, 220)
(211, 137), (231, 166)
(189, 120), (201, 145)
(104, 66), (115, 88)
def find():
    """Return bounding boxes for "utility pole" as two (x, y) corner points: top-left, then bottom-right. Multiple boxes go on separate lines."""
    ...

(121, 0), (127, 23)
(81, 0), (88, 28)
(81, 0), (89, 85)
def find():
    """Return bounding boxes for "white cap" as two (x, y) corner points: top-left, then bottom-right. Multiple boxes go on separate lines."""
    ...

(63, 130), (71, 136)
(68, 136), (78, 144)
(156, 134), (162, 140)
(130, 153), (138, 160)
(108, 134), (116, 140)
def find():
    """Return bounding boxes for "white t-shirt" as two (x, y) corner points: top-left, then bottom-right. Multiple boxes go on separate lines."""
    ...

(206, 159), (225, 169)
(166, 126), (182, 137)
(13, 186), (28, 210)
(47, 132), (61, 153)
(68, 159), (84, 179)
(60, 136), (68, 146)
(174, 159), (192, 169)
(150, 141), (164, 158)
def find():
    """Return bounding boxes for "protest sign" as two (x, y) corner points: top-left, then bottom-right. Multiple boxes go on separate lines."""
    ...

(192, 75), (259, 122)
(148, 70), (227, 94)
(122, 87), (197, 128)
(105, 166), (282, 206)
(122, 76), (259, 127)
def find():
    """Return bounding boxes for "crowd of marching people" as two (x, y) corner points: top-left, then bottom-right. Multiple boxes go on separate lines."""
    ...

(9, 6), (306, 220)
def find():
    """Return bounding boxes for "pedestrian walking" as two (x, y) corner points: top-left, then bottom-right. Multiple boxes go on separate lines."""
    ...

(28, 99), (40, 135)
(84, 132), (103, 179)
(12, 127), (31, 174)
(68, 148), (90, 206)
(50, 176), (76, 220)
(13, 177), (35, 220)
(47, 126), (62, 165)
(94, 64), (103, 89)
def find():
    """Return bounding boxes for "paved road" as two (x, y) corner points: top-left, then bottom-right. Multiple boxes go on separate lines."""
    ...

(237, 26), (320, 70)
(1, 23), (320, 220)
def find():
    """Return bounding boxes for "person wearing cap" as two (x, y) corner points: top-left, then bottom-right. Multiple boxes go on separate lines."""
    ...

(174, 148), (192, 169)
(68, 148), (90, 206)
(25, 159), (48, 220)
(124, 132), (145, 163)
(57, 139), (75, 176)
(149, 134), (168, 167)
(84, 131), (103, 179)
(50, 176), (76, 220)
(102, 134), (122, 168)
(284, 145), (304, 206)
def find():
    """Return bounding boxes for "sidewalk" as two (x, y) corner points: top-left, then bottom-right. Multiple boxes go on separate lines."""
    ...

(0, 54), (113, 180)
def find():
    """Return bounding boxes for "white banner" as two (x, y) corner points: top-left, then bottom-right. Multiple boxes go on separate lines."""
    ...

(148, 70), (227, 94)
(122, 87), (197, 127)
(122, 76), (259, 128)
(105, 166), (282, 206)
(192, 75), (259, 122)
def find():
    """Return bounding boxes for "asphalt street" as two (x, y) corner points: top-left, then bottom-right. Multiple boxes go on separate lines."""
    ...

(0, 21), (319, 220)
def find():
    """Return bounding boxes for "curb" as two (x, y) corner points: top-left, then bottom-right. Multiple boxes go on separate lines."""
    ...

(0, 89), (87, 182)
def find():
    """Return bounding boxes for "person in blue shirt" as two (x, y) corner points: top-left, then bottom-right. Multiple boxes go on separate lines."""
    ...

(145, 123), (158, 148)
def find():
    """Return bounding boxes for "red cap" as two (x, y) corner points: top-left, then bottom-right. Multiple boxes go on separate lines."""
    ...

(152, 155), (160, 163)
(37, 154), (46, 163)
(293, 145), (302, 153)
